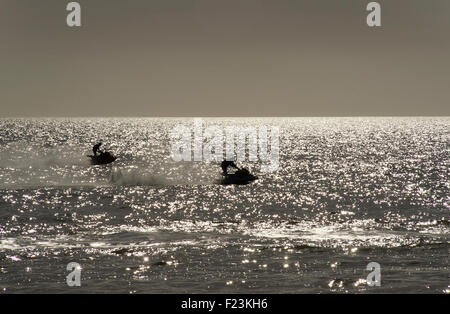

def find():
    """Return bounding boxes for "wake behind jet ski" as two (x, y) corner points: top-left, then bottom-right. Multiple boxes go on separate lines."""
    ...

(87, 142), (117, 165)
(220, 160), (257, 185)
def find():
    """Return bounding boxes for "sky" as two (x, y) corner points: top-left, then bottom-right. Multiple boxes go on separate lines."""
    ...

(0, 0), (449, 116)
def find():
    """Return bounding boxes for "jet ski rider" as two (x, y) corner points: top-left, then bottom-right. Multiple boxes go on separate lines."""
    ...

(93, 142), (103, 156)
(221, 160), (239, 175)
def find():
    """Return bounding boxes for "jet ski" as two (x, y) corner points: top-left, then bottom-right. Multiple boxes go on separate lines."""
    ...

(88, 151), (117, 165)
(220, 168), (258, 185)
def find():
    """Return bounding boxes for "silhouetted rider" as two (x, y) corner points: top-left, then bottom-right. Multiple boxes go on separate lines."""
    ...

(93, 142), (102, 156)
(221, 160), (239, 175)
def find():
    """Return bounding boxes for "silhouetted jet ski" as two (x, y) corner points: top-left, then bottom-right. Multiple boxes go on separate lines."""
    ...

(88, 151), (116, 165)
(220, 168), (257, 185)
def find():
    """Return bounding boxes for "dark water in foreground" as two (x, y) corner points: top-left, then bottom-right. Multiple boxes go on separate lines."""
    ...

(0, 118), (448, 293)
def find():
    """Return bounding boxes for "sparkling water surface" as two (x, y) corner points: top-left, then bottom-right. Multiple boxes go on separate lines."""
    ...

(0, 118), (448, 293)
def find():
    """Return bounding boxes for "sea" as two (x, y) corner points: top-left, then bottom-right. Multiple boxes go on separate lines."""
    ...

(0, 117), (448, 293)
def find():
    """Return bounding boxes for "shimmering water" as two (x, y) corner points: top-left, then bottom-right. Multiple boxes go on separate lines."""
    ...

(0, 118), (448, 293)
